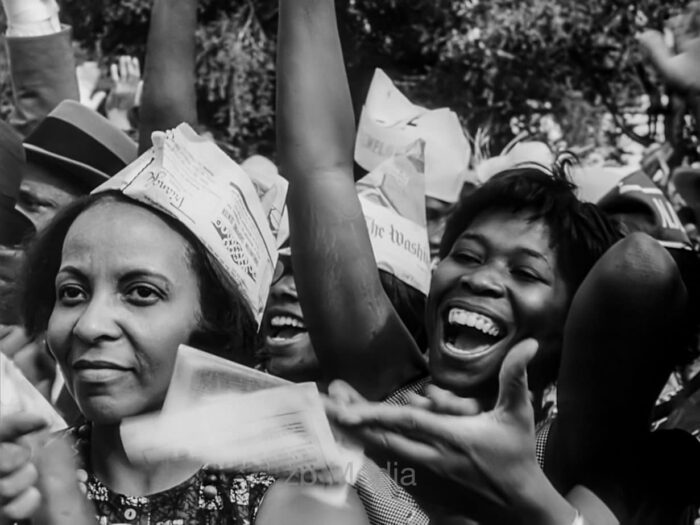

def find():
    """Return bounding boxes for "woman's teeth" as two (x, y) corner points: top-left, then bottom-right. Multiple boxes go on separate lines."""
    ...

(270, 315), (306, 329)
(447, 308), (500, 337)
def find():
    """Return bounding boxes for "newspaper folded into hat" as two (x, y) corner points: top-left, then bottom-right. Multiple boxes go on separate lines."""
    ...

(356, 140), (431, 294)
(355, 69), (472, 204)
(93, 124), (281, 325)
(0, 352), (66, 432)
(122, 345), (364, 486)
(241, 155), (290, 249)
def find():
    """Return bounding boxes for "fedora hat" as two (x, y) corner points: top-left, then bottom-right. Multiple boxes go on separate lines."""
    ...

(23, 100), (137, 190)
(0, 120), (34, 245)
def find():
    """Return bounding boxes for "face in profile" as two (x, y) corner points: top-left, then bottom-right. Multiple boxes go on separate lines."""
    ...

(18, 164), (82, 231)
(47, 200), (201, 424)
(426, 209), (570, 398)
(258, 259), (319, 383)
(425, 197), (453, 263)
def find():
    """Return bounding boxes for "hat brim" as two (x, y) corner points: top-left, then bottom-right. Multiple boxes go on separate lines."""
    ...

(0, 206), (35, 246)
(25, 144), (110, 191)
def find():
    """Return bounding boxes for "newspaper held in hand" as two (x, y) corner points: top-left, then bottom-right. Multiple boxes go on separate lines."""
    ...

(121, 382), (357, 485)
(0, 352), (66, 432)
(134, 345), (364, 486)
(355, 68), (472, 204)
(93, 124), (280, 325)
(356, 140), (431, 294)
(162, 344), (289, 411)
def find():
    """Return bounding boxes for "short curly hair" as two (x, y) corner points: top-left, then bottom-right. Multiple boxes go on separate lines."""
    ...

(440, 167), (623, 294)
(21, 191), (258, 364)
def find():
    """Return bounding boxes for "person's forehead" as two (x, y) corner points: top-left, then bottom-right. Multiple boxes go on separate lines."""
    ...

(465, 210), (553, 252)
(62, 201), (192, 271)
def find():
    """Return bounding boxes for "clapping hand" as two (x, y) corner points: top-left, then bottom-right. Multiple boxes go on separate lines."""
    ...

(325, 339), (569, 523)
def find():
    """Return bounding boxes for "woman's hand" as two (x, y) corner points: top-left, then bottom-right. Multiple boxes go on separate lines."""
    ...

(326, 339), (578, 524)
(0, 413), (46, 523)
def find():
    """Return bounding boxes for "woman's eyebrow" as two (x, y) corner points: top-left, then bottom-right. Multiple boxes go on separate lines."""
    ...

(458, 232), (486, 244)
(119, 270), (174, 287)
(516, 247), (553, 269)
(56, 265), (84, 278)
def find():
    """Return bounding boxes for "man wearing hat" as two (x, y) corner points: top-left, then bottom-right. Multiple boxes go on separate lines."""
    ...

(1, 0), (137, 230)
(17, 99), (138, 229)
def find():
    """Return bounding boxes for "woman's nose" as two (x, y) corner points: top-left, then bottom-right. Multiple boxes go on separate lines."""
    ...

(460, 265), (506, 297)
(72, 293), (121, 343)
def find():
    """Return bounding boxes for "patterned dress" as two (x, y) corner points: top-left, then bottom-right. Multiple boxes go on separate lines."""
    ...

(68, 425), (275, 525)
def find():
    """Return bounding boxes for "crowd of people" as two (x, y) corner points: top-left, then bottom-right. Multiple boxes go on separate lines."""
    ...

(1, 0), (700, 524)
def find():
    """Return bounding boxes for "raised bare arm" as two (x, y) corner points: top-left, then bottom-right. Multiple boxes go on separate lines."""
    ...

(138, 0), (198, 153)
(277, 0), (427, 400)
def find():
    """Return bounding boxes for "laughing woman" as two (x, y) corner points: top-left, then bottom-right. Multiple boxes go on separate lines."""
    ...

(274, 0), (648, 522)
(6, 184), (369, 524)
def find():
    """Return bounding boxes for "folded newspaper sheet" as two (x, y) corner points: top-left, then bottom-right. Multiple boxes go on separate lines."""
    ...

(0, 352), (66, 432)
(355, 68), (472, 203)
(241, 155), (290, 250)
(162, 344), (289, 410)
(121, 382), (355, 485)
(123, 345), (363, 486)
(93, 124), (280, 324)
(356, 141), (431, 294)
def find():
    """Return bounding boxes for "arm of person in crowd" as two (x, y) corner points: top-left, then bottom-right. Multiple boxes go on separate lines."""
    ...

(550, 232), (688, 520)
(138, 0), (198, 153)
(637, 2), (700, 92)
(277, 0), (427, 401)
(325, 340), (618, 525)
(2, 0), (79, 136)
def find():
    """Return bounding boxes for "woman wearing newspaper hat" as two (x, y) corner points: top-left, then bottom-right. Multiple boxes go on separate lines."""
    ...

(0, 123), (369, 525)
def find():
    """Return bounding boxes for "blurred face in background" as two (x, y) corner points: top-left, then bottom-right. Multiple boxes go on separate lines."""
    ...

(426, 196), (453, 264)
(18, 164), (83, 231)
(258, 257), (320, 383)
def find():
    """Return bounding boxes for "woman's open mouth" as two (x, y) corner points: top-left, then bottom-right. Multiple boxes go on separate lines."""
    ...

(265, 314), (308, 346)
(441, 307), (506, 358)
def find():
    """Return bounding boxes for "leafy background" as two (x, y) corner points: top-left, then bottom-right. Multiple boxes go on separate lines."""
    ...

(1, 0), (692, 160)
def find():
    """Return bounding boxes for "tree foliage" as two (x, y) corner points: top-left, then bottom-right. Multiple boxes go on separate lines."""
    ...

(14, 0), (694, 157)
